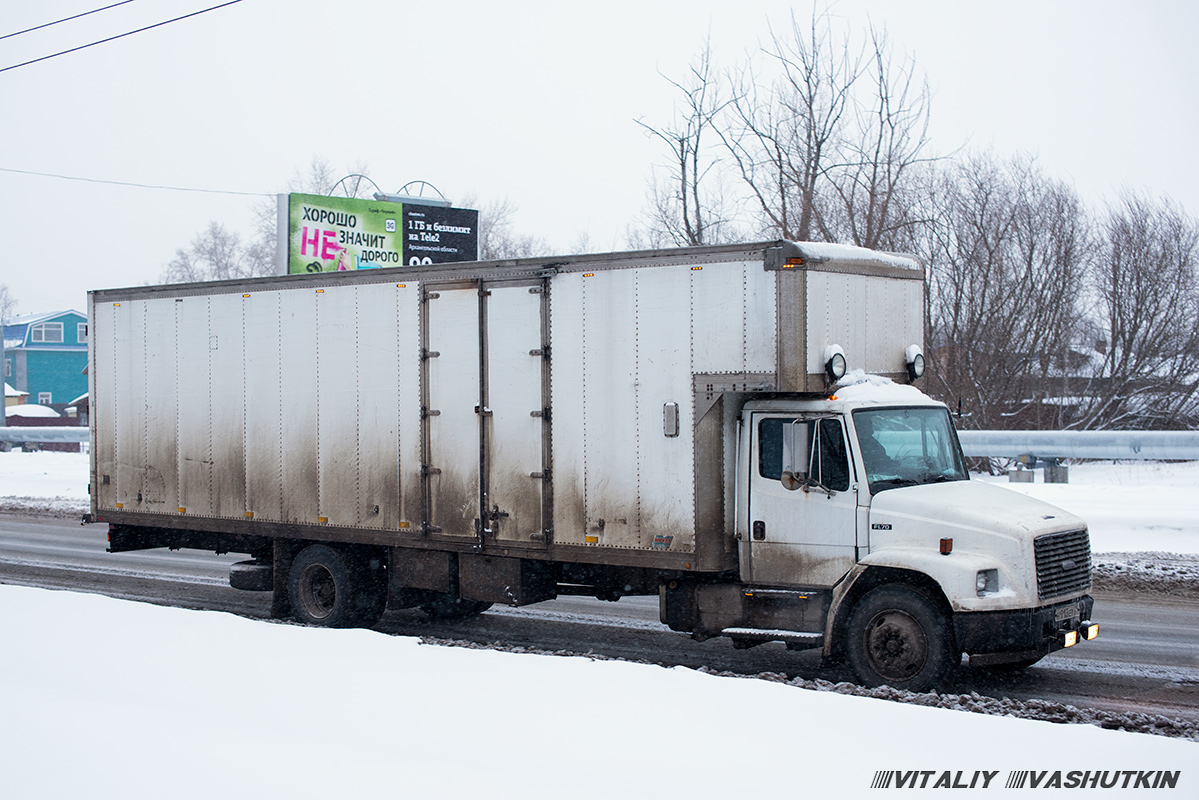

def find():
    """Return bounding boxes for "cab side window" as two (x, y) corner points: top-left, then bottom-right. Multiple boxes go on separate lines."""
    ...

(758, 417), (850, 492)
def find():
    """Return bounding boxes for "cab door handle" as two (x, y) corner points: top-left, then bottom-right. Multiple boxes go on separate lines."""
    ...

(752, 520), (766, 540)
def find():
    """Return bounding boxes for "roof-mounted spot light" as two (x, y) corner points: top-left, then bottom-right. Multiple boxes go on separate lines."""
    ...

(824, 345), (847, 382)
(905, 344), (925, 382)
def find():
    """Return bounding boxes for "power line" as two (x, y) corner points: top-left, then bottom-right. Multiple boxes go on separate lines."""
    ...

(0, 1), (245, 74)
(0, 166), (272, 197)
(0, 1), (142, 42)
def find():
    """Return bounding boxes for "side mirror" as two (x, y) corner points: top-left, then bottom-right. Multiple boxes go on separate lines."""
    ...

(780, 421), (809, 491)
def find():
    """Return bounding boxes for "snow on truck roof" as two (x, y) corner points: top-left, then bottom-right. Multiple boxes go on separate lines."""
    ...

(832, 371), (940, 406)
(793, 242), (921, 271)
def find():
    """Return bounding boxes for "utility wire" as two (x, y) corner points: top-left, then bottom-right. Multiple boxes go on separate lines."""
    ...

(0, 0), (244, 74)
(0, 166), (272, 197)
(0, 1), (141, 42)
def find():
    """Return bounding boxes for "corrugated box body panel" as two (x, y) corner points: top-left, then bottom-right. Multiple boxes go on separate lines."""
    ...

(548, 258), (773, 555)
(278, 289), (319, 523)
(804, 270), (924, 377)
(426, 287), (483, 538)
(91, 284), (418, 532)
(483, 285), (546, 544)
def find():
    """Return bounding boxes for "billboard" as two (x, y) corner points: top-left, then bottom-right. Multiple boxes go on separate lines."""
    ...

(286, 193), (478, 274)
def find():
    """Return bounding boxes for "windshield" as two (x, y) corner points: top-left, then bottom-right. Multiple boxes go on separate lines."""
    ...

(852, 406), (968, 493)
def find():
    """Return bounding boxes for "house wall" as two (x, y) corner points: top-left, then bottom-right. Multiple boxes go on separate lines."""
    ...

(22, 349), (87, 406)
(4, 311), (87, 406)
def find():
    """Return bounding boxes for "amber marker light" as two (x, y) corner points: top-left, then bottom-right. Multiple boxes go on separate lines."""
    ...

(939, 537), (953, 555)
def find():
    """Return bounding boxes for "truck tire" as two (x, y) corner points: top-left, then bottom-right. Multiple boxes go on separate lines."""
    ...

(288, 544), (386, 628)
(846, 585), (954, 693)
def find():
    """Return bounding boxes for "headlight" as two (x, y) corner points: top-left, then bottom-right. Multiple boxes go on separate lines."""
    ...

(976, 569), (999, 596)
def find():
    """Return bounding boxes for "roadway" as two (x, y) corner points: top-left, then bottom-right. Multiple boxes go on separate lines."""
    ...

(2, 513), (1197, 725)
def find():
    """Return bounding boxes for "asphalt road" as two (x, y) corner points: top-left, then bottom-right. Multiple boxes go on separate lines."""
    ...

(2, 513), (1198, 723)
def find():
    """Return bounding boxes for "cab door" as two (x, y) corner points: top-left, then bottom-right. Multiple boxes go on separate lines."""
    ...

(745, 414), (860, 587)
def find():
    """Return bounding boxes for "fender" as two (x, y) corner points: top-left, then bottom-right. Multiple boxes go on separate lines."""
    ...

(822, 548), (1004, 657)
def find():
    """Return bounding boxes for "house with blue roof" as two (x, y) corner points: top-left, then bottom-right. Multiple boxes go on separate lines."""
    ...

(3, 310), (88, 411)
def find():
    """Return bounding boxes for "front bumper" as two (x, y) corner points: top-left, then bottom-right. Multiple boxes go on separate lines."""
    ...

(954, 594), (1096, 662)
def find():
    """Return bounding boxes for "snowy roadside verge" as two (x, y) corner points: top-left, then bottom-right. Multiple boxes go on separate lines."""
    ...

(0, 584), (1192, 800)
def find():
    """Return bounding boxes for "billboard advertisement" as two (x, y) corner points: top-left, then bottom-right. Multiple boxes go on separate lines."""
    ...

(286, 193), (478, 274)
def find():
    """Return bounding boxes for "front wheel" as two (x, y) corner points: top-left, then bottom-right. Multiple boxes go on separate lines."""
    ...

(846, 585), (955, 692)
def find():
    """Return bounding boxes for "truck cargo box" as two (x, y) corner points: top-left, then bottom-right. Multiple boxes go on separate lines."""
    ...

(89, 241), (923, 573)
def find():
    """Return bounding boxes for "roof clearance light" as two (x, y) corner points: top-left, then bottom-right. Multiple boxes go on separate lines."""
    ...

(905, 344), (925, 382)
(825, 351), (847, 381)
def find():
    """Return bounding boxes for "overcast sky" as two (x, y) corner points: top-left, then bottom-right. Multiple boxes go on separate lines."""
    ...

(2, 0), (1196, 316)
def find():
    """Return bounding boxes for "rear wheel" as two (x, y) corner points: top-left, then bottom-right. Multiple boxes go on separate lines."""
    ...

(288, 544), (386, 628)
(846, 585), (955, 692)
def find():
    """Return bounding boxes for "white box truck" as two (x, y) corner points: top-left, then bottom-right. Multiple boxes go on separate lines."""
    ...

(86, 240), (1097, 691)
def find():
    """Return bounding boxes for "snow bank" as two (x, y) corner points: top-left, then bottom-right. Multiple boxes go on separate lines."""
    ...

(0, 450), (89, 516)
(0, 585), (1191, 800)
(4, 403), (60, 418)
(975, 461), (1199, 555)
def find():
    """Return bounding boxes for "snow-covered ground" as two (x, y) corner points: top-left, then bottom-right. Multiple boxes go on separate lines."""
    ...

(1, 452), (1197, 796)
(1, 584), (1194, 799)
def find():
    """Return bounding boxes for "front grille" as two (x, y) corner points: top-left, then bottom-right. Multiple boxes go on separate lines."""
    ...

(1035, 529), (1092, 601)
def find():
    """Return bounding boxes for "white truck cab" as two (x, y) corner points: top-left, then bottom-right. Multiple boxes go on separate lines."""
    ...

(725, 373), (1096, 689)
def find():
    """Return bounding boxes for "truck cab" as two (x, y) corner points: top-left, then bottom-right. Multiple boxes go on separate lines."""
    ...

(720, 374), (1097, 690)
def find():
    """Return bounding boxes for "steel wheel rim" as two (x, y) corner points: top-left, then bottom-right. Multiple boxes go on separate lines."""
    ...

(863, 608), (929, 681)
(298, 563), (337, 619)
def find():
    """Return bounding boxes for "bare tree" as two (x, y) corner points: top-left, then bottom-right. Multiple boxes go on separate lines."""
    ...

(1, 283), (16, 387)
(462, 195), (551, 260)
(0, 283), (16, 326)
(720, 7), (860, 242)
(820, 25), (934, 250)
(713, 8), (934, 250)
(1074, 193), (1199, 429)
(921, 153), (1089, 431)
(161, 221), (273, 283)
(636, 38), (740, 246)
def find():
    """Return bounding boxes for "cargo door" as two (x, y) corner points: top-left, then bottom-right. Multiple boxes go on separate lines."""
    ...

(483, 283), (548, 546)
(746, 413), (859, 587)
(424, 286), (482, 538)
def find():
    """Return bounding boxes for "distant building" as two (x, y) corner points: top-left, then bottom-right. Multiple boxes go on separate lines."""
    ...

(3, 310), (88, 411)
(5, 381), (29, 409)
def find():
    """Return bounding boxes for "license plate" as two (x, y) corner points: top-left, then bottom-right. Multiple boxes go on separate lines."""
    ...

(1054, 604), (1080, 622)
